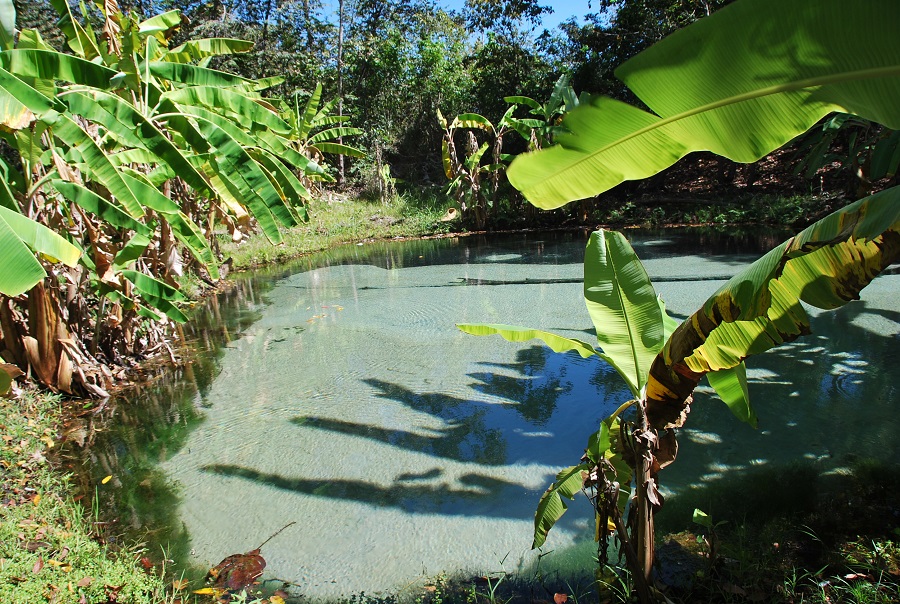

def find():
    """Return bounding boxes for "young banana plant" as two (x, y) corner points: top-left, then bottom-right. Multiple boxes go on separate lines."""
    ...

(459, 229), (752, 596)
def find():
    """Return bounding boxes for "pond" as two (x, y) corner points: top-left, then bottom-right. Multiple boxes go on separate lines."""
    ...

(75, 228), (900, 599)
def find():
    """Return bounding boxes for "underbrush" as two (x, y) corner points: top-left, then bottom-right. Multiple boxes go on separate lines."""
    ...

(220, 186), (831, 274)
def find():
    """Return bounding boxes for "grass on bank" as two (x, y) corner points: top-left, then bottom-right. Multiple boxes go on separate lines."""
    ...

(214, 185), (830, 276)
(0, 391), (167, 604)
(219, 188), (455, 272)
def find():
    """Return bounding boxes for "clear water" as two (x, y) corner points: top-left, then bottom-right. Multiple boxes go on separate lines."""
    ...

(77, 229), (900, 598)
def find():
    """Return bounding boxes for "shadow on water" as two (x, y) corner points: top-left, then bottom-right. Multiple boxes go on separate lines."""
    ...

(467, 346), (572, 426)
(198, 464), (524, 517)
(291, 414), (506, 466)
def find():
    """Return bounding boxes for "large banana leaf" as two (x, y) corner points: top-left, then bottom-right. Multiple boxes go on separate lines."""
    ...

(51, 180), (150, 236)
(60, 90), (211, 193)
(148, 62), (251, 88)
(583, 230), (669, 396)
(646, 186), (900, 429)
(45, 112), (144, 218)
(164, 86), (291, 134)
(507, 0), (900, 208)
(0, 206), (81, 296)
(137, 10), (182, 36)
(0, 49), (115, 89)
(531, 463), (589, 549)
(0, 66), (63, 118)
(194, 117), (296, 236)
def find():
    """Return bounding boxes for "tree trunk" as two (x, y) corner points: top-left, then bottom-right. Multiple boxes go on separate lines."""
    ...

(337, 0), (345, 185)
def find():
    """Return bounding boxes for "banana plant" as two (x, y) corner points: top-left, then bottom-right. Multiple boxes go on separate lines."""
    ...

(438, 109), (511, 228)
(287, 82), (364, 190)
(503, 73), (586, 150)
(459, 230), (751, 600)
(0, 1), (324, 396)
(462, 0), (900, 599)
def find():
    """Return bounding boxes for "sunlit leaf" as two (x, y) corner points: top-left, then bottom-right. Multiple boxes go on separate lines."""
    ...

(507, 0), (900, 208)
(706, 363), (755, 428)
(646, 187), (900, 429)
(164, 38), (254, 63)
(583, 230), (667, 396)
(456, 324), (599, 359)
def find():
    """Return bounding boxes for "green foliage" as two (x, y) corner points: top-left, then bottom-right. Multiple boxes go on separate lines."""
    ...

(0, 0), (330, 394)
(509, 0), (900, 208)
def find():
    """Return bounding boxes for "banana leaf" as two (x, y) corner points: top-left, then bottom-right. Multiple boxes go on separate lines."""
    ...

(148, 61), (252, 87)
(507, 0), (900, 208)
(0, 205), (81, 296)
(60, 90), (211, 193)
(137, 10), (182, 36)
(582, 230), (669, 396)
(307, 127), (363, 145)
(118, 171), (219, 278)
(0, 49), (115, 89)
(51, 180), (150, 236)
(119, 269), (187, 322)
(646, 186), (900, 429)
(163, 38), (254, 64)
(44, 112), (144, 218)
(164, 86), (291, 135)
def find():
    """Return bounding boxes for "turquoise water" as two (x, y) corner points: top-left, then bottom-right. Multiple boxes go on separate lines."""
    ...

(79, 230), (899, 598)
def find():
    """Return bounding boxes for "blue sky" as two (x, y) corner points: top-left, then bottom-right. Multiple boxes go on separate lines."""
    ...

(439, 0), (595, 30)
(320, 1), (596, 32)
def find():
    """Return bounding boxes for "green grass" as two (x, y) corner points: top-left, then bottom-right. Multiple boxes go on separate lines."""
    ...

(221, 188), (455, 271)
(0, 391), (168, 604)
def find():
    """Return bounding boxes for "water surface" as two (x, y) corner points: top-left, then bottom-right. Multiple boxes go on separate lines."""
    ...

(80, 229), (899, 598)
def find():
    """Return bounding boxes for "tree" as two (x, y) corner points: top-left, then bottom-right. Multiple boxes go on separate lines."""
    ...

(559, 0), (734, 98)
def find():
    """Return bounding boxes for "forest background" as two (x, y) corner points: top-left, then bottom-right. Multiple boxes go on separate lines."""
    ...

(17, 0), (746, 202)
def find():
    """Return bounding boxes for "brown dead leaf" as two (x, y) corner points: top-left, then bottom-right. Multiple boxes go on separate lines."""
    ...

(208, 548), (266, 591)
(554, 593), (568, 604)
(173, 578), (189, 590)
(77, 576), (93, 588)
(32, 556), (43, 574)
